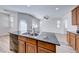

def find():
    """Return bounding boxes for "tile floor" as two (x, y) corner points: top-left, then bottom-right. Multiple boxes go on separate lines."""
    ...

(0, 34), (76, 53)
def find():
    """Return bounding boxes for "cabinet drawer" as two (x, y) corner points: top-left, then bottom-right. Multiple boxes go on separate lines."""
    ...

(18, 36), (27, 41)
(38, 41), (56, 52)
(27, 38), (36, 45)
(38, 47), (55, 53)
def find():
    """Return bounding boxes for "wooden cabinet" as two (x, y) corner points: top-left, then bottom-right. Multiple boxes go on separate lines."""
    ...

(38, 41), (56, 53)
(18, 36), (37, 53)
(26, 38), (37, 53)
(67, 32), (70, 44)
(26, 43), (37, 53)
(38, 47), (53, 53)
(18, 36), (27, 53)
(18, 40), (26, 53)
(72, 8), (77, 25)
(10, 33), (18, 52)
(67, 32), (76, 50)
(72, 6), (79, 25)
(67, 32), (79, 52)
(77, 6), (79, 25)
(69, 32), (76, 50)
(18, 36), (56, 53)
(76, 35), (79, 52)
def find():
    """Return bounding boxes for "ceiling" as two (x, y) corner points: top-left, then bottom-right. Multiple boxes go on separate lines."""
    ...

(0, 5), (76, 19)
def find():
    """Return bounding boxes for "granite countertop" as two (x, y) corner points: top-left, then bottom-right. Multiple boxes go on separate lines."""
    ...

(10, 31), (60, 46)
(67, 30), (78, 35)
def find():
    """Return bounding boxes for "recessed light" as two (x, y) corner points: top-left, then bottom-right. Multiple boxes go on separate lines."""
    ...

(56, 8), (59, 10)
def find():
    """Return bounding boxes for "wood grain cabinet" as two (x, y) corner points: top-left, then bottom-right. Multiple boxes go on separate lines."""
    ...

(67, 32), (76, 50)
(18, 36), (27, 53)
(76, 35), (79, 52)
(69, 32), (76, 50)
(67, 32), (79, 52)
(72, 6), (79, 25)
(18, 36), (56, 53)
(38, 41), (56, 53)
(72, 8), (77, 25)
(38, 47), (53, 53)
(26, 43), (37, 53)
(18, 36), (37, 53)
(10, 33), (18, 52)
(67, 32), (70, 44)
(18, 40), (26, 53)
(76, 6), (79, 25)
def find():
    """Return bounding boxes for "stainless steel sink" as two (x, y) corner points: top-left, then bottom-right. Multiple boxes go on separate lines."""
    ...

(22, 32), (39, 36)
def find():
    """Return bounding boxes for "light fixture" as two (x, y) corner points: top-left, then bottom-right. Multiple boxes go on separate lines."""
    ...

(43, 15), (49, 20)
(56, 8), (59, 10)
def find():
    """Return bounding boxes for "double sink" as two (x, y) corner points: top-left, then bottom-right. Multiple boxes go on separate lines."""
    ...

(22, 32), (39, 36)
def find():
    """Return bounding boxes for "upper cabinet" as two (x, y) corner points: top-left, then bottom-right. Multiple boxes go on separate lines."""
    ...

(72, 6), (79, 25)
(72, 8), (77, 25)
(76, 6), (79, 25)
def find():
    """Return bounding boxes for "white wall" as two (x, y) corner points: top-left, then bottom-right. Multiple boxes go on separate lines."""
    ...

(40, 18), (65, 34)
(0, 9), (19, 36)
(18, 13), (40, 33)
(9, 12), (18, 32)
(0, 13), (10, 36)
(63, 12), (77, 33)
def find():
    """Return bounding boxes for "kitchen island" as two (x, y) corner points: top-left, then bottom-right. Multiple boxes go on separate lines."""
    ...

(10, 31), (60, 53)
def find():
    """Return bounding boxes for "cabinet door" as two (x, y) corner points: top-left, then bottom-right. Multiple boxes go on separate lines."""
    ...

(18, 40), (26, 53)
(38, 47), (54, 53)
(76, 35), (79, 53)
(67, 32), (70, 44)
(26, 43), (37, 53)
(72, 8), (77, 25)
(70, 33), (76, 50)
(77, 6), (79, 25)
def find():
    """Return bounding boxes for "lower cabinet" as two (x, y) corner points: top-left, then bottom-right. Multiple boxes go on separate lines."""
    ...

(67, 32), (76, 50)
(10, 33), (18, 52)
(38, 47), (53, 53)
(18, 40), (26, 53)
(38, 41), (56, 52)
(76, 35), (79, 52)
(67, 32), (79, 52)
(69, 32), (76, 50)
(67, 32), (70, 44)
(26, 43), (37, 53)
(18, 36), (56, 53)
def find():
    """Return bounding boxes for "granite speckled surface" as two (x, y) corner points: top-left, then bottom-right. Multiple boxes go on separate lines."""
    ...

(67, 30), (79, 35)
(10, 31), (60, 46)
